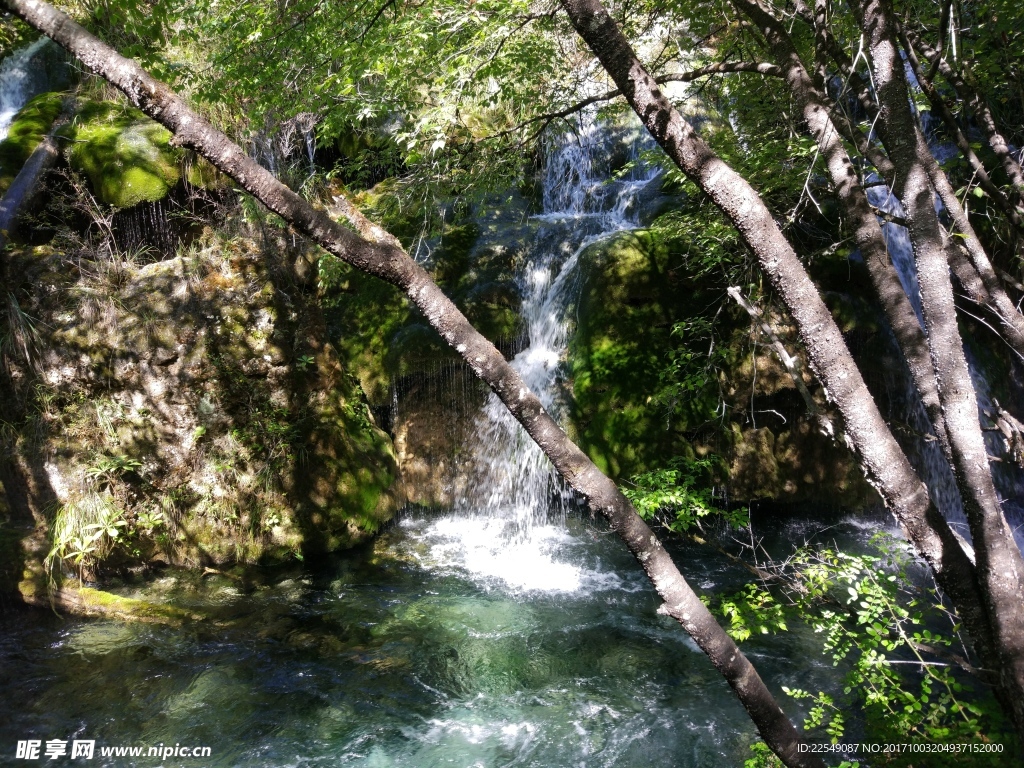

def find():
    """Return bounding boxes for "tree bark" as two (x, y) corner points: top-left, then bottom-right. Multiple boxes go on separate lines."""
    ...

(799, 5), (1024, 361)
(2, 1), (824, 765)
(799, 12), (1024, 362)
(730, 0), (1006, 669)
(852, 0), (1024, 740)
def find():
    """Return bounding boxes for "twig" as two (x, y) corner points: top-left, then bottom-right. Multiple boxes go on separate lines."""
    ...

(727, 287), (835, 437)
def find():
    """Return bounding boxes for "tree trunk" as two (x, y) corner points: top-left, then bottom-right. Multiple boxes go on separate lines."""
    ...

(799, 10), (1024, 362)
(730, 0), (1004, 668)
(2, 0), (824, 764)
(853, 0), (1024, 740)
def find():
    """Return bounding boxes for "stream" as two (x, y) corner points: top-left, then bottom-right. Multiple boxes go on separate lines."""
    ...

(0, 509), (897, 767)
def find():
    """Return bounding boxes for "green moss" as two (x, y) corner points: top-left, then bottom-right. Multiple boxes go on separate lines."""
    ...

(321, 256), (412, 403)
(566, 214), (875, 506)
(73, 586), (200, 625)
(568, 229), (719, 480)
(61, 99), (182, 207)
(0, 91), (66, 194)
(299, 376), (399, 553)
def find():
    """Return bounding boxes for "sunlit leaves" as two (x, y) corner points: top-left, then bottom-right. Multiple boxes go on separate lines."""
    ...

(623, 456), (749, 533)
(724, 533), (1013, 755)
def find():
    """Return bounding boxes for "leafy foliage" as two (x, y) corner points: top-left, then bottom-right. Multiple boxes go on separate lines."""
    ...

(718, 534), (1015, 763)
(46, 489), (127, 582)
(623, 456), (748, 533)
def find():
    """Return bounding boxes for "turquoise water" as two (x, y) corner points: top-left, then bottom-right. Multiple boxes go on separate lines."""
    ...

(0, 511), (876, 767)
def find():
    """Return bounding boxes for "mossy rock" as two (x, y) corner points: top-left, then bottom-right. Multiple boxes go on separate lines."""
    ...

(295, 353), (400, 554)
(566, 223), (874, 507)
(321, 257), (412, 404)
(64, 586), (201, 625)
(9, 224), (404, 574)
(0, 91), (65, 194)
(60, 99), (182, 208)
(568, 229), (711, 479)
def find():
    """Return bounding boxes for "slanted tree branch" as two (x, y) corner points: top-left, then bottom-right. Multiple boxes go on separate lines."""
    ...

(733, 0), (1001, 675)
(794, 4), (1024, 362)
(906, 26), (1024, 201)
(896, 22), (1024, 234)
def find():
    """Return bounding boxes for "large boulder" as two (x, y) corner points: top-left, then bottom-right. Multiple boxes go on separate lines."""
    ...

(1, 223), (401, 582)
(567, 224), (878, 509)
(60, 99), (183, 208)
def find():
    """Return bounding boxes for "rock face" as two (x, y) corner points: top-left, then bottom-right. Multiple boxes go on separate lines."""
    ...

(566, 226), (879, 509)
(324, 186), (537, 508)
(1, 223), (400, 582)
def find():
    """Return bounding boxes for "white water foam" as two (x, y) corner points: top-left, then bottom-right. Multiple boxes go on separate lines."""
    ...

(402, 516), (631, 595)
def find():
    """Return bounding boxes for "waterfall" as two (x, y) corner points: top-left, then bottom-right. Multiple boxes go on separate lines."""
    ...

(0, 38), (51, 141)
(866, 168), (1024, 553)
(401, 122), (659, 594)
(460, 127), (658, 536)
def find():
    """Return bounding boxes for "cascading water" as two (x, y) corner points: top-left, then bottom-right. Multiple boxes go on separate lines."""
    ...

(0, 37), (51, 141)
(866, 161), (1024, 553)
(405, 123), (661, 594)
(465, 129), (658, 530)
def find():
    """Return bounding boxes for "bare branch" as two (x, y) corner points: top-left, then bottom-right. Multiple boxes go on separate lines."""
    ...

(483, 61), (783, 143)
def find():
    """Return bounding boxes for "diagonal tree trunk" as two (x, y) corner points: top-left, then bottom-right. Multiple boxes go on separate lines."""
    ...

(851, 0), (1024, 739)
(559, 0), (1024, 741)
(553, 0), (1015, 710)
(892, 24), (1024, 364)
(1, 1), (824, 764)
